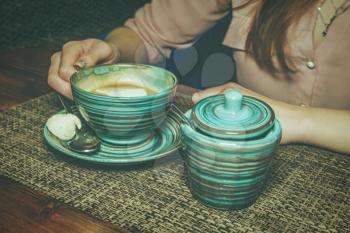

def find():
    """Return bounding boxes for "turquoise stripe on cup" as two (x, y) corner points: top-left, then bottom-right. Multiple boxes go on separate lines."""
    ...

(70, 64), (177, 145)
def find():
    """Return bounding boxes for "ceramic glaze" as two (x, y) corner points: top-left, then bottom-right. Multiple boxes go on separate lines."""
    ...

(180, 90), (282, 210)
(44, 108), (182, 165)
(70, 64), (177, 145)
(192, 90), (275, 140)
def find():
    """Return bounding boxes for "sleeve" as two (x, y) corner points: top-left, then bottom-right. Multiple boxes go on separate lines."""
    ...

(124, 0), (231, 63)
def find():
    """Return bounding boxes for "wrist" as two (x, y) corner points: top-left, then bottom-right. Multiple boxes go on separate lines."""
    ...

(291, 105), (313, 144)
(105, 41), (121, 63)
(274, 102), (311, 144)
(105, 26), (146, 63)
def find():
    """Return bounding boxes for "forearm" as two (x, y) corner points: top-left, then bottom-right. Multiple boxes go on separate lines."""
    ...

(297, 107), (350, 154)
(200, 83), (350, 155)
(105, 26), (148, 63)
(105, 0), (230, 64)
(237, 86), (350, 154)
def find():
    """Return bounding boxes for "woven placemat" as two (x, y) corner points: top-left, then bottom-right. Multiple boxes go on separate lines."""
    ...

(1, 93), (349, 232)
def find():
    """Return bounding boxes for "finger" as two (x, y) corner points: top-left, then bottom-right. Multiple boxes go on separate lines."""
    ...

(48, 52), (73, 99)
(192, 85), (227, 104)
(58, 41), (84, 82)
(75, 41), (116, 68)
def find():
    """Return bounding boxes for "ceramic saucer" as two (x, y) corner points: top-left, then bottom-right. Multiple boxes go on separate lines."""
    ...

(44, 109), (182, 165)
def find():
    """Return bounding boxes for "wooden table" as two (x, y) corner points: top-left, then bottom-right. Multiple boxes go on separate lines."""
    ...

(0, 48), (198, 233)
(0, 48), (127, 233)
(0, 48), (52, 110)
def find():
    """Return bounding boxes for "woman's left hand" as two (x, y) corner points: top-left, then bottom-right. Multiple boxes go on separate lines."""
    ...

(192, 82), (307, 145)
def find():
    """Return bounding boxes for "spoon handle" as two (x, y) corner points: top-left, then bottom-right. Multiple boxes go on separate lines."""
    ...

(57, 94), (77, 114)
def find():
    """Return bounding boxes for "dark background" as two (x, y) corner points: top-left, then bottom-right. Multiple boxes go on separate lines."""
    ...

(0, 0), (235, 89)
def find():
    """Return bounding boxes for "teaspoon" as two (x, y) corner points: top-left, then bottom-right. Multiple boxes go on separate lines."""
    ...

(58, 94), (101, 154)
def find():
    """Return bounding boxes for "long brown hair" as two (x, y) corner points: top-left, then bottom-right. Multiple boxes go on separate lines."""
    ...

(242, 0), (319, 76)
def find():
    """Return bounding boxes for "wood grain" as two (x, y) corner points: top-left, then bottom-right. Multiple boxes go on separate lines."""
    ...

(0, 48), (52, 110)
(0, 48), (130, 233)
(0, 176), (130, 233)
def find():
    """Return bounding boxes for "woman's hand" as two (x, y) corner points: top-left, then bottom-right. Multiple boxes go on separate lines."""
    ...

(48, 39), (120, 98)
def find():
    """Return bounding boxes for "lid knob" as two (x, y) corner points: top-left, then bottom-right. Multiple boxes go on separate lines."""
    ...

(192, 88), (275, 140)
(224, 89), (242, 114)
(213, 89), (243, 120)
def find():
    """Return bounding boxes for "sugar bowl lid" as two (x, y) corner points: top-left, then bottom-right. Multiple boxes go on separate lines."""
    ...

(191, 89), (275, 140)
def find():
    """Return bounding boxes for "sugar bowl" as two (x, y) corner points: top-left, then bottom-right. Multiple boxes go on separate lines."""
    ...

(180, 89), (282, 210)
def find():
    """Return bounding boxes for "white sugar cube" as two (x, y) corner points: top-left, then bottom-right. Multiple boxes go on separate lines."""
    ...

(47, 113), (82, 140)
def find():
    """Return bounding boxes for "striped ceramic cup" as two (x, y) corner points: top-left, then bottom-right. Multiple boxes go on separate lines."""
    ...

(70, 64), (177, 145)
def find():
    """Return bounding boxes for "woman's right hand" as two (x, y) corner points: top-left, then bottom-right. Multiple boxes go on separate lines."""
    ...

(48, 39), (120, 98)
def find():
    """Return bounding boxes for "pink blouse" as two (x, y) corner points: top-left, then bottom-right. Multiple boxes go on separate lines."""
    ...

(125, 0), (350, 109)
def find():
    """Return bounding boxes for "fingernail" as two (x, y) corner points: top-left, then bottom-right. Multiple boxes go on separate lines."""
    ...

(73, 59), (87, 70)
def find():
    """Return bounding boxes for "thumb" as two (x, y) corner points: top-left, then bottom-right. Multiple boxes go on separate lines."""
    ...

(192, 85), (228, 104)
(74, 42), (118, 69)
